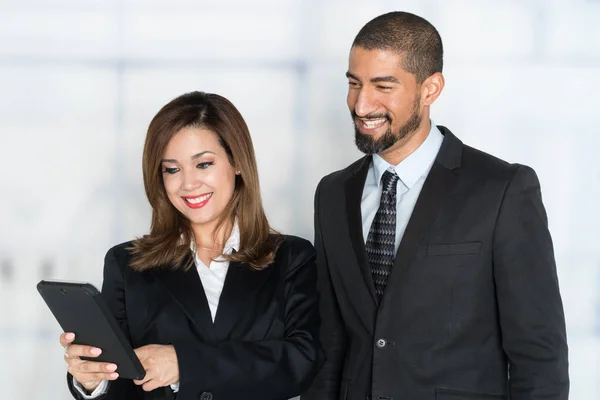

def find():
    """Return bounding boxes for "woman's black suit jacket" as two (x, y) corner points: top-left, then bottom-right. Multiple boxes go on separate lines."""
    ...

(67, 234), (323, 400)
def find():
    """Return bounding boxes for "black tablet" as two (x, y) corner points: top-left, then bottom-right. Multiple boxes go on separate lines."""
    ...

(37, 280), (146, 380)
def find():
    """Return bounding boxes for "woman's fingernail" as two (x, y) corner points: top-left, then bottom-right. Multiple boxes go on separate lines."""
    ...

(106, 364), (117, 371)
(109, 373), (119, 379)
(65, 333), (75, 340)
(90, 348), (102, 356)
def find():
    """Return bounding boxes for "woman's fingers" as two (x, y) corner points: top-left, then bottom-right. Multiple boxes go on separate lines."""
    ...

(59, 332), (75, 347)
(64, 344), (102, 360)
(77, 360), (118, 374)
(133, 371), (153, 386)
(134, 370), (159, 392)
(68, 359), (120, 382)
(142, 379), (160, 392)
(60, 333), (103, 364)
(59, 332), (119, 393)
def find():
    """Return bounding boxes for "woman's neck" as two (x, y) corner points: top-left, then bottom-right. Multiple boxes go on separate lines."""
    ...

(192, 219), (233, 251)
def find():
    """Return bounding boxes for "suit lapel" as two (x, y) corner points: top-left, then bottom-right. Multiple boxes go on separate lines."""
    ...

(213, 261), (273, 338)
(381, 126), (462, 306)
(340, 156), (378, 332)
(344, 156), (378, 304)
(151, 253), (216, 341)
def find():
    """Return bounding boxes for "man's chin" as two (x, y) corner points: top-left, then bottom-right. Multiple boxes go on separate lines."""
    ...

(355, 131), (396, 155)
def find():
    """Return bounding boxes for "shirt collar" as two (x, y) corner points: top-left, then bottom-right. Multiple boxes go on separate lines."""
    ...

(223, 219), (240, 255)
(372, 121), (443, 190)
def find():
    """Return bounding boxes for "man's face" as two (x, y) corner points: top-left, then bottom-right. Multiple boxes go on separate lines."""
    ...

(347, 46), (423, 155)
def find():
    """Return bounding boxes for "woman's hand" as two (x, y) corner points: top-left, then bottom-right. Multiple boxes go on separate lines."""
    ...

(60, 332), (119, 392)
(133, 344), (179, 392)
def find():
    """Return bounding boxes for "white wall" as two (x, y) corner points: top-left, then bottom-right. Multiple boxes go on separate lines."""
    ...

(0, 0), (598, 398)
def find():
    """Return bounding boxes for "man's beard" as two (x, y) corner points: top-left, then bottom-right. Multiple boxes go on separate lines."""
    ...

(353, 94), (422, 155)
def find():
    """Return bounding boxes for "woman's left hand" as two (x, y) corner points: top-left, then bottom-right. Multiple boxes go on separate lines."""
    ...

(133, 344), (179, 391)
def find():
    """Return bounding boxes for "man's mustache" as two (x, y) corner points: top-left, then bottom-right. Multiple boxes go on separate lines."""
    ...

(351, 110), (391, 121)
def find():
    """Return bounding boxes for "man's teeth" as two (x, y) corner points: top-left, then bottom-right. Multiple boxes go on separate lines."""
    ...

(186, 193), (213, 204)
(362, 119), (387, 129)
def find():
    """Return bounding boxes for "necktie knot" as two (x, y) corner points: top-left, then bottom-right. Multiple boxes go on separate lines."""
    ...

(381, 169), (399, 194)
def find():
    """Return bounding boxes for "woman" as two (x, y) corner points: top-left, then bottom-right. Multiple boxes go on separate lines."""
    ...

(59, 91), (323, 400)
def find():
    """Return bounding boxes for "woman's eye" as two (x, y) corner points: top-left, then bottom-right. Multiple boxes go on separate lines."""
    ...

(163, 167), (179, 174)
(197, 162), (214, 169)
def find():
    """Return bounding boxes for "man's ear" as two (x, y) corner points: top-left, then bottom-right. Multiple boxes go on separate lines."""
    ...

(421, 72), (445, 106)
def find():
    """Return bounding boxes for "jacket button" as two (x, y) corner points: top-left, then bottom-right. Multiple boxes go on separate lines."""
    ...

(200, 392), (213, 400)
(376, 338), (387, 348)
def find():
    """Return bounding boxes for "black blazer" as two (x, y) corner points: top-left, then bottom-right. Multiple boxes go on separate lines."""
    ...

(303, 127), (569, 400)
(68, 234), (324, 400)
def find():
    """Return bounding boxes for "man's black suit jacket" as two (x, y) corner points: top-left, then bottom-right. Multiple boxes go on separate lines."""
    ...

(67, 235), (323, 400)
(303, 127), (569, 400)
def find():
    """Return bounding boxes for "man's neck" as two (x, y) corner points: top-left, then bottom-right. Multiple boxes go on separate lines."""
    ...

(378, 119), (432, 166)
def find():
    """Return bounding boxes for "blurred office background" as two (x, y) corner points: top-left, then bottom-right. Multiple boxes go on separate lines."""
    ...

(0, 0), (598, 398)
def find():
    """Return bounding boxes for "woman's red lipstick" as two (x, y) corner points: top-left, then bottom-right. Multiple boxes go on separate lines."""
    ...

(182, 193), (213, 209)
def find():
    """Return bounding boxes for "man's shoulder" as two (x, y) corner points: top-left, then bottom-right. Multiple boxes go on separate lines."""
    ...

(462, 143), (510, 168)
(438, 126), (535, 185)
(438, 125), (523, 176)
(318, 156), (369, 187)
(460, 142), (526, 180)
(277, 234), (314, 255)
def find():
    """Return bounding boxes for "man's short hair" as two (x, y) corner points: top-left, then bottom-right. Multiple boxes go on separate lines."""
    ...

(352, 11), (443, 83)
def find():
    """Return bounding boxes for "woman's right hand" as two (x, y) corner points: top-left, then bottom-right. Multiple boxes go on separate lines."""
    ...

(60, 332), (120, 392)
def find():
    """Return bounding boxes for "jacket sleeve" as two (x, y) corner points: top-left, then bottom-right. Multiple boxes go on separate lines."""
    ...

(493, 165), (569, 399)
(302, 180), (348, 400)
(66, 247), (143, 400)
(172, 239), (324, 400)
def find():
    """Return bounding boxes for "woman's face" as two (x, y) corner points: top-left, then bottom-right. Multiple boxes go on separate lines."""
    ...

(161, 126), (237, 232)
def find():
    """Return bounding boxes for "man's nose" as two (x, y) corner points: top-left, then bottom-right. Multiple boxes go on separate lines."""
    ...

(353, 89), (378, 118)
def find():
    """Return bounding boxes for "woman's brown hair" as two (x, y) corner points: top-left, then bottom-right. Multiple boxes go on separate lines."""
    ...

(129, 91), (281, 271)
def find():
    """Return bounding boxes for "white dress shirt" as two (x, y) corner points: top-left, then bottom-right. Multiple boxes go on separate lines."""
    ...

(73, 222), (240, 398)
(361, 122), (444, 251)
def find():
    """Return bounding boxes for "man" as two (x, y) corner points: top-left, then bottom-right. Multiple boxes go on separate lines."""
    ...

(303, 11), (569, 400)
